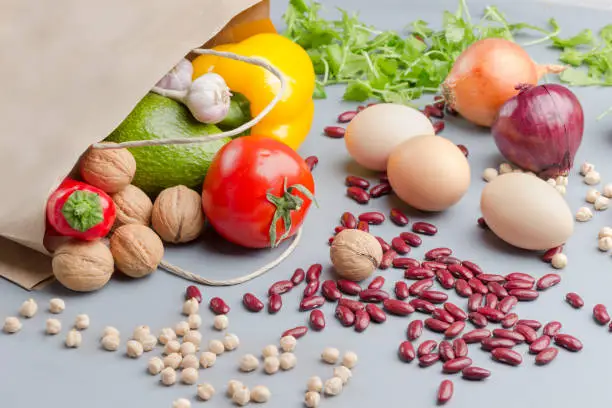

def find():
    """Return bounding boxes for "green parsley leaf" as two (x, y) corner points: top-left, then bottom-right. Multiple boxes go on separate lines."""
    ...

(343, 81), (372, 101)
(559, 68), (603, 86)
(551, 29), (595, 48)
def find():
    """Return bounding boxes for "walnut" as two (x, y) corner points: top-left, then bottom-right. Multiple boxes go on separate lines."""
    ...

(110, 224), (164, 278)
(152, 185), (205, 243)
(111, 184), (153, 227)
(330, 229), (382, 281)
(52, 240), (114, 292)
(79, 143), (136, 193)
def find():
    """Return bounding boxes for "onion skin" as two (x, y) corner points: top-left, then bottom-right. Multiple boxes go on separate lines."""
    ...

(491, 84), (584, 179)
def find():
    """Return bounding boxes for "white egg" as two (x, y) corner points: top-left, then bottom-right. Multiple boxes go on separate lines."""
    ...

(344, 103), (435, 171)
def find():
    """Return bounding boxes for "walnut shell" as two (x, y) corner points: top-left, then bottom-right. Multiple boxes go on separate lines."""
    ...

(79, 143), (136, 193)
(330, 229), (382, 281)
(110, 224), (164, 278)
(52, 240), (114, 292)
(111, 184), (153, 227)
(152, 185), (205, 243)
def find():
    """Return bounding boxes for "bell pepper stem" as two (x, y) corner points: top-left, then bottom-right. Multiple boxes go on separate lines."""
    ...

(61, 190), (104, 232)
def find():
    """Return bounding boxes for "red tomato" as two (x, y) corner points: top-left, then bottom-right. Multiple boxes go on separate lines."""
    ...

(202, 135), (315, 249)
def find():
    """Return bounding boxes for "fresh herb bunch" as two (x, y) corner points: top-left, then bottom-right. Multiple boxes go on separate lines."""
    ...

(283, 0), (557, 103)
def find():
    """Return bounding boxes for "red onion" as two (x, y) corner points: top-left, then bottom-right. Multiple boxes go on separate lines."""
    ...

(491, 84), (584, 179)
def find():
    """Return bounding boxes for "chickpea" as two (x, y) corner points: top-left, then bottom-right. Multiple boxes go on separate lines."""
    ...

(180, 354), (199, 370)
(262, 344), (279, 358)
(304, 391), (321, 407)
(226, 380), (244, 397)
(164, 340), (181, 355)
(141, 334), (158, 352)
(180, 341), (196, 356)
(46, 318), (62, 335)
(172, 398), (190, 408)
(175, 321), (190, 337)
(101, 335), (120, 351)
(323, 377), (343, 396)
(197, 383), (215, 401)
(208, 339), (225, 355)
(182, 298), (199, 316)
(132, 325), (150, 342)
(250, 385), (271, 403)
(307, 376), (323, 392)
(19, 299), (38, 318)
(585, 170), (601, 185)
(551, 253), (568, 269)
(102, 326), (120, 338)
(161, 367), (177, 386)
(158, 328), (176, 345)
(333, 365), (352, 384)
(181, 367), (198, 385)
(321, 347), (340, 364)
(188, 314), (201, 330)
(586, 188), (601, 203)
(126, 340), (144, 358)
(3, 317), (21, 334)
(342, 351), (358, 368)
(49, 298), (66, 314)
(279, 335), (296, 352)
(263, 356), (280, 374)
(279, 352), (297, 370)
(148, 357), (164, 375)
(163, 353), (182, 370)
(213, 314), (228, 330)
(222, 333), (240, 351)
(183, 331), (202, 348)
(74, 314), (90, 330)
(199, 351), (217, 368)
(65, 329), (82, 348)
(239, 354), (259, 372)
(482, 168), (498, 182)
(232, 387), (251, 406)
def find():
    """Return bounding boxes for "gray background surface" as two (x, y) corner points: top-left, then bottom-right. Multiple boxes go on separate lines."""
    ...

(1, 0), (612, 407)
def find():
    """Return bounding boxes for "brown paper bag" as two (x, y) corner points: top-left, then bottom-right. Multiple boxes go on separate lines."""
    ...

(0, 0), (275, 290)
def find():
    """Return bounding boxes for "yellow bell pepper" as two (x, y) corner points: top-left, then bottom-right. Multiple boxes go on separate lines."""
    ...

(192, 33), (315, 150)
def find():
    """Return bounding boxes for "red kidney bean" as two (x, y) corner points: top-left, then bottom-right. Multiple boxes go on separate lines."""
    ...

(516, 319), (542, 330)
(501, 313), (519, 328)
(359, 211), (385, 225)
(365, 303), (387, 323)
(268, 280), (294, 296)
(593, 304), (611, 325)
(468, 278), (489, 295)
(243, 293), (264, 312)
(468, 294), (483, 312)
(378, 172), (388, 182)
(485, 294), (499, 309)
(347, 187), (370, 204)
(542, 245), (563, 263)
(391, 237), (411, 255)
(303, 280), (320, 298)
(461, 261), (484, 276)
(498, 296), (518, 314)
(412, 221), (438, 235)
(304, 155), (318, 171)
(338, 110), (357, 123)
(300, 296), (325, 311)
(509, 289), (539, 301)
(422, 261), (447, 270)
(282, 326), (308, 339)
(306, 264), (322, 282)
(340, 212), (358, 229)
(407, 320), (424, 341)
(290, 268), (305, 286)
(433, 121), (446, 134)
(536, 273), (561, 290)
(514, 325), (537, 344)
(504, 280), (534, 290)
(491, 348), (522, 366)
(425, 247), (452, 260)
(409, 279), (434, 296)
(383, 299), (415, 316)
(436, 256), (462, 265)
(324, 126), (345, 138)
(419, 353), (440, 367)
(437, 380), (454, 404)
(357, 221), (369, 232)
(399, 232), (423, 247)
(369, 182), (392, 198)
(455, 279), (473, 297)
(478, 274), (505, 283)
(337, 280), (362, 296)
(469, 312), (488, 328)
(433, 308), (455, 324)
(554, 334), (583, 351)
(410, 299), (436, 314)
(398, 341), (416, 362)
(445, 321), (466, 338)
(565, 292), (584, 309)
(478, 307), (505, 322)
(453, 338), (468, 358)
(505, 272), (535, 284)
(345, 175), (370, 189)
(359, 289), (390, 303)
(443, 357), (472, 373)
(457, 144), (469, 157)
(357, 105), (367, 111)
(321, 280), (341, 301)
(438, 340), (455, 361)
(444, 303), (467, 321)
(335, 305), (355, 327)
(209, 297), (230, 315)
(389, 208), (409, 226)
(375, 236), (391, 252)
(379, 250), (398, 269)
(368, 276), (385, 290)
(309, 310), (325, 331)
(185, 285), (202, 303)
(328, 237), (335, 245)
(462, 366), (490, 380)
(334, 226), (346, 234)
(448, 264), (473, 280)
(424, 104), (444, 118)
(338, 298), (365, 312)
(529, 335), (551, 354)
(543, 321), (562, 337)
(477, 217), (489, 229)
(405, 267), (435, 280)
(395, 281), (410, 300)
(418, 340), (438, 356)
(425, 318), (451, 333)
(420, 290), (448, 304)
(268, 294), (282, 314)
(492, 329), (525, 343)
(463, 329), (491, 343)
(488, 282), (508, 298)
(393, 257), (420, 269)
(354, 309), (371, 332)
(535, 347), (559, 365)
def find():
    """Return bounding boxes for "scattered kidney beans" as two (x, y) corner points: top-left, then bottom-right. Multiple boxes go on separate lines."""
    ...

(468, 312), (488, 328)
(412, 221), (438, 235)
(337, 280), (362, 296)
(509, 289), (539, 301)
(338, 298), (365, 312)
(290, 268), (305, 286)
(375, 236), (392, 252)
(420, 290), (449, 304)
(501, 313), (519, 328)
(425, 248), (452, 260)
(347, 186), (370, 204)
(487, 282), (508, 298)
(455, 279), (473, 297)
(335, 305), (356, 327)
(505, 272), (535, 284)
(498, 296), (518, 314)
(437, 380), (454, 404)
(542, 245), (564, 263)
(383, 299), (415, 316)
(328, 236), (335, 245)
(395, 281), (410, 300)
(378, 172), (388, 182)
(365, 304), (387, 323)
(529, 335), (551, 354)
(453, 338), (468, 358)
(337, 110), (357, 123)
(485, 294), (499, 309)
(433, 121), (446, 134)
(492, 348), (522, 366)
(324, 126), (345, 138)
(399, 232), (423, 247)
(468, 278), (489, 295)
(354, 309), (371, 332)
(321, 280), (342, 301)
(418, 340), (438, 356)
(357, 221), (370, 232)
(359, 211), (385, 225)
(444, 303), (467, 321)
(268, 294), (282, 314)
(456, 144), (469, 157)
(389, 208), (409, 226)
(405, 267), (435, 280)
(492, 329), (525, 343)
(369, 183), (392, 198)
(379, 250), (397, 270)
(359, 289), (390, 303)
(565, 292), (584, 309)
(304, 155), (318, 171)
(514, 325), (538, 344)
(467, 294), (483, 312)
(536, 274), (561, 290)
(445, 321), (466, 338)
(535, 347), (559, 365)
(554, 334), (583, 351)
(593, 304), (611, 325)
(543, 321), (562, 337)
(309, 310), (326, 331)
(243, 293), (264, 312)
(424, 104), (444, 118)
(334, 226), (346, 234)
(425, 318), (451, 333)
(443, 357), (472, 373)
(303, 280), (320, 298)
(368, 276), (385, 290)
(398, 341), (416, 362)
(422, 261), (447, 270)
(448, 264), (474, 280)
(185, 285), (202, 303)
(306, 264), (322, 282)
(407, 320), (424, 340)
(409, 279), (434, 296)
(436, 256), (462, 265)
(478, 274), (505, 283)
(300, 296), (325, 311)
(478, 307), (505, 322)
(209, 297), (230, 315)
(433, 308), (455, 324)
(268, 280), (293, 296)
(461, 261), (484, 276)
(477, 217), (489, 229)
(462, 366), (490, 380)
(282, 326), (308, 339)
(462, 329), (491, 344)
(340, 212), (358, 229)
(438, 340), (455, 361)
(391, 237), (411, 255)
(393, 257), (420, 269)
(516, 319), (542, 330)
(504, 280), (534, 290)
(419, 353), (440, 367)
(411, 299), (436, 314)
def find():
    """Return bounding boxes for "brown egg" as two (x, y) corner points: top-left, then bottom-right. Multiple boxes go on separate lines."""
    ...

(387, 135), (470, 211)
(480, 172), (574, 250)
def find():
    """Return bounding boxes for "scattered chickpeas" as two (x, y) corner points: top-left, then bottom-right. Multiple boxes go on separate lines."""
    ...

(180, 341), (197, 356)
(213, 314), (229, 331)
(262, 344), (279, 358)
(263, 356), (280, 374)
(599, 237), (612, 251)
(200, 351), (217, 368)
(181, 367), (199, 385)
(279, 352), (297, 370)
(163, 353), (183, 369)
(141, 334), (158, 352)
(251, 385), (271, 403)
(182, 298), (199, 316)
(323, 377), (343, 396)
(132, 325), (151, 342)
(304, 391), (321, 408)
(172, 398), (190, 408)
(595, 196), (610, 211)
(102, 326), (120, 338)
(551, 253), (568, 269)
(197, 383), (215, 401)
(342, 351), (358, 368)
(499, 163), (513, 174)
(188, 314), (201, 330)
(181, 354), (199, 370)
(148, 356), (165, 375)
(159, 328), (177, 345)
(3, 317), (21, 334)
(101, 335), (120, 351)
(74, 314), (90, 330)
(227, 380), (244, 397)
(482, 168), (498, 182)
(232, 387), (251, 406)
(49, 298), (65, 314)
(585, 170), (601, 185)
(19, 299), (38, 318)
(555, 185), (566, 196)
(46, 318), (62, 335)
(600, 226), (612, 238)
(65, 329), (82, 348)
(307, 376), (323, 392)
(183, 330), (202, 347)
(223, 333), (240, 351)
(126, 339), (144, 358)
(580, 161), (595, 176)
(239, 354), (260, 372)
(161, 367), (177, 386)
(546, 178), (556, 187)
(279, 335), (296, 352)
(164, 340), (181, 355)
(556, 176), (568, 186)
(604, 184), (612, 198)
(333, 365), (352, 384)
(208, 339), (225, 355)
(576, 207), (593, 222)
(175, 321), (190, 337)
(321, 347), (340, 364)
(586, 188), (601, 203)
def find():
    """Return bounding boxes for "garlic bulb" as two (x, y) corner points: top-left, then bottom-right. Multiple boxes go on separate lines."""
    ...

(156, 58), (193, 92)
(184, 73), (231, 124)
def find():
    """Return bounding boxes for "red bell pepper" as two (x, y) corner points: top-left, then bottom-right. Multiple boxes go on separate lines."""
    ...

(46, 178), (116, 240)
